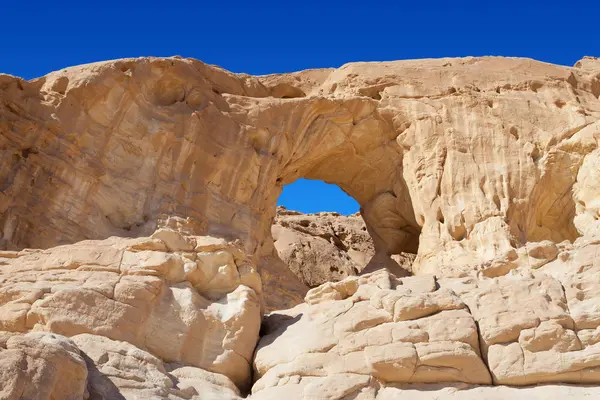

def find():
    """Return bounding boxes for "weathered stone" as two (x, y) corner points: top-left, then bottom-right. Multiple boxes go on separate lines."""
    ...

(0, 332), (87, 400)
(0, 232), (261, 394)
(2, 56), (600, 307)
(2, 55), (600, 398)
(253, 271), (492, 396)
(273, 207), (414, 288)
(74, 333), (242, 400)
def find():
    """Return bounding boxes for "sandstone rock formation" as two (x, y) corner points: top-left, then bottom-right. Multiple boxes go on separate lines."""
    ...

(0, 228), (260, 398)
(3, 55), (599, 284)
(253, 242), (600, 397)
(1, 55), (600, 398)
(252, 381), (600, 400)
(272, 206), (414, 288)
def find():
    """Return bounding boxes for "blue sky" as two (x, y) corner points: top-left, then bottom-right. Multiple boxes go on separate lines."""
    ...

(2, 0), (598, 214)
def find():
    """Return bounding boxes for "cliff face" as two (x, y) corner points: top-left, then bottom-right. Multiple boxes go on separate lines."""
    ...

(2, 56), (600, 279)
(1, 55), (600, 399)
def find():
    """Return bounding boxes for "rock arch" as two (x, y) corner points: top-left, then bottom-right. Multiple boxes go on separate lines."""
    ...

(247, 95), (422, 286)
(3, 56), (600, 397)
(1, 56), (600, 309)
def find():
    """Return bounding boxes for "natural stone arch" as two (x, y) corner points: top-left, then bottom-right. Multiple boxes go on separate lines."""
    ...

(229, 95), (423, 308)
(2, 56), (600, 310)
(246, 96), (421, 278)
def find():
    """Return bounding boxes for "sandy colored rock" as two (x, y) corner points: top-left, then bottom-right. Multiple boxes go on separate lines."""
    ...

(2, 56), (600, 303)
(2, 55), (600, 398)
(0, 332), (87, 400)
(73, 333), (242, 400)
(251, 382), (600, 400)
(539, 239), (600, 330)
(253, 243), (600, 396)
(273, 207), (414, 288)
(0, 230), (261, 393)
(273, 207), (372, 286)
(437, 248), (600, 385)
(257, 252), (309, 312)
(252, 270), (491, 397)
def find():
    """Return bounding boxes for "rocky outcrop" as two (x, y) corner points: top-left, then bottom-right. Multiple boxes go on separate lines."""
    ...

(74, 333), (243, 400)
(0, 331), (244, 400)
(0, 228), (260, 398)
(250, 240), (600, 397)
(272, 206), (414, 288)
(1, 55), (600, 398)
(0, 332), (87, 400)
(252, 382), (600, 400)
(4, 237), (600, 398)
(254, 271), (490, 392)
(3, 56), (600, 287)
(273, 207), (370, 286)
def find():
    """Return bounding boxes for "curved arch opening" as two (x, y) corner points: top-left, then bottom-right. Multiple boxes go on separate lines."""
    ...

(277, 178), (359, 215)
(269, 178), (419, 297)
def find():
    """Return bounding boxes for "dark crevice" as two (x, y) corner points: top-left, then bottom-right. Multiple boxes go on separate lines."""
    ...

(592, 78), (600, 98)
(20, 147), (38, 159)
(358, 86), (384, 100)
(461, 302), (494, 382)
(318, 232), (348, 252)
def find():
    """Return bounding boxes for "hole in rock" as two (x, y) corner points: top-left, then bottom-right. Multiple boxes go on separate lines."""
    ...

(20, 147), (37, 159)
(509, 126), (519, 140)
(278, 179), (359, 215)
(358, 87), (383, 100)
(272, 179), (418, 289)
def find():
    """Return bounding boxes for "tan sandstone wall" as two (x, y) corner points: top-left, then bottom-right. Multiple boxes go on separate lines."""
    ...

(1, 55), (600, 399)
(2, 56), (599, 287)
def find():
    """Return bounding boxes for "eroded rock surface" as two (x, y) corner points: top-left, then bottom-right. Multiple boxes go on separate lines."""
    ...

(0, 228), (260, 398)
(252, 270), (490, 399)
(3, 55), (600, 286)
(74, 333), (243, 400)
(251, 246), (600, 398)
(272, 206), (415, 288)
(1, 55), (600, 398)
(0, 332), (87, 400)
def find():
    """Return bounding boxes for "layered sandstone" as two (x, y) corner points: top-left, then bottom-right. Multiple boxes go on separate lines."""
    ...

(3, 56), (599, 286)
(252, 238), (600, 398)
(1, 55), (600, 398)
(0, 228), (260, 398)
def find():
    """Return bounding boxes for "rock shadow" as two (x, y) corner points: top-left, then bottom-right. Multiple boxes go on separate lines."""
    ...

(80, 352), (126, 400)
